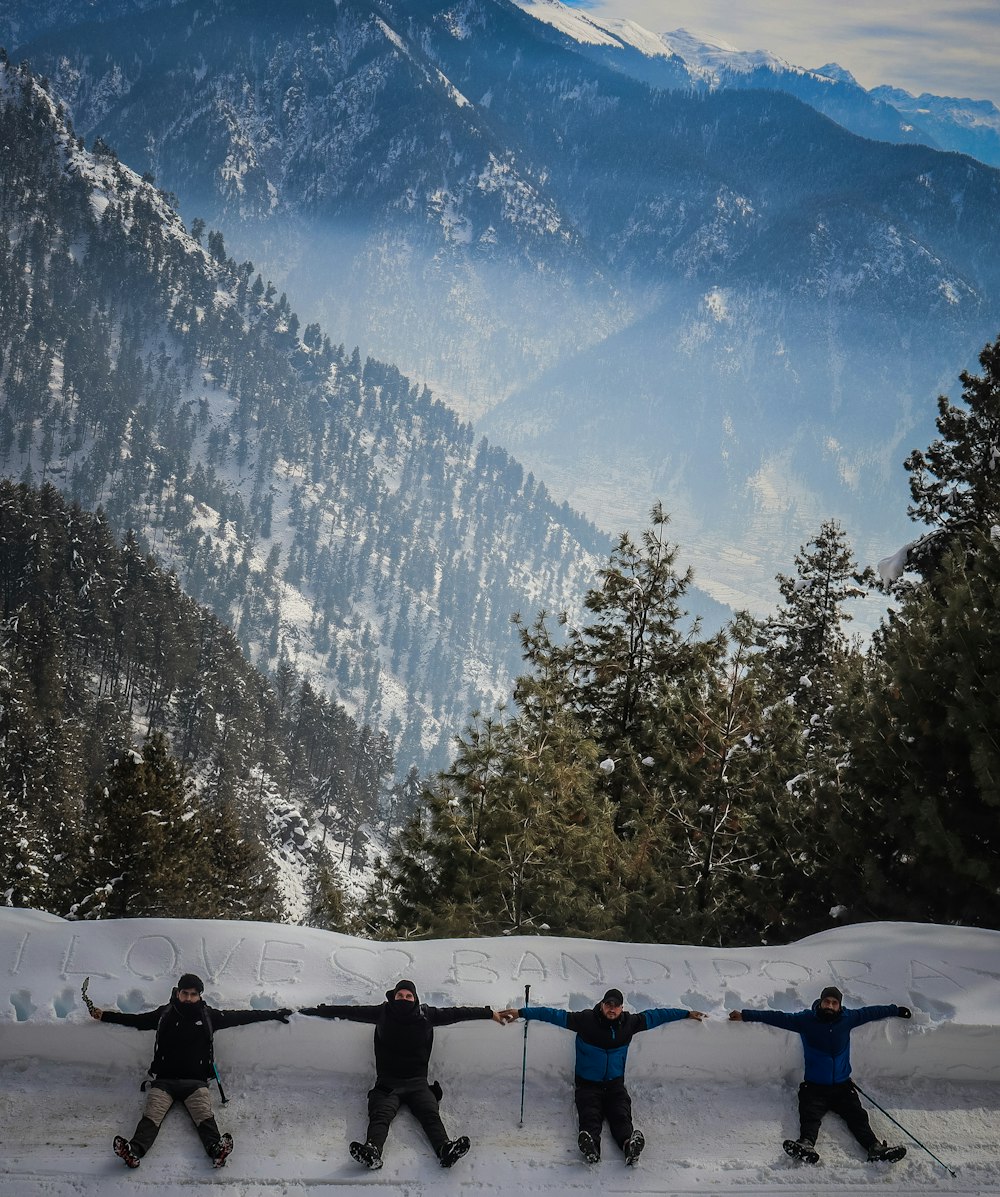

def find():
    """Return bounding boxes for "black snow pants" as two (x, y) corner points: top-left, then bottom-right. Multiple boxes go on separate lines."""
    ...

(365, 1079), (449, 1154)
(797, 1080), (877, 1150)
(574, 1077), (633, 1153)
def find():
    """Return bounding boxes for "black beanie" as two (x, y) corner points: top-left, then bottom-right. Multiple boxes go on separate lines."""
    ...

(601, 988), (625, 1006)
(177, 973), (205, 993)
(820, 986), (843, 1003)
(386, 979), (419, 1002)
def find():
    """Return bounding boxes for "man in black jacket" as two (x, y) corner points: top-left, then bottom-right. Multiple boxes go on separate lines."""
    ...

(301, 978), (510, 1170)
(91, 972), (290, 1169)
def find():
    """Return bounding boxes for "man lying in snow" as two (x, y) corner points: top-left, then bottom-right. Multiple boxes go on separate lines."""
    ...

(729, 984), (911, 1164)
(91, 972), (290, 1169)
(500, 987), (705, 1166)
(300, 978), (512, 1170)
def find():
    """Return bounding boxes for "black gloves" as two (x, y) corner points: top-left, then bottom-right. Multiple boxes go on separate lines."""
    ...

(896, 1006), (911, 1019)
(276, 1009), (292, 1023)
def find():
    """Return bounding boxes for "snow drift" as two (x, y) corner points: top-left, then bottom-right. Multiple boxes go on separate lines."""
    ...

(1, 909), (998, 1195)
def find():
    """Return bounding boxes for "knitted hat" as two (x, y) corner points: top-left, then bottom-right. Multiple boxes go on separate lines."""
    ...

(177, 973), (205, 993)
(387, 979), (419, 1002)
(820, 986), (843, 1004)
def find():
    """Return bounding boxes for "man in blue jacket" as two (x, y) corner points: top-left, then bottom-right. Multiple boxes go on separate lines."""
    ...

(501, 987), (704, 1166)
(729, 985), (911, 1164)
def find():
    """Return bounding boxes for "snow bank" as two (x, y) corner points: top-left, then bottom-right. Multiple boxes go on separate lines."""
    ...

(3, 911), (998, 1082)
(2, 910), (999, 1195)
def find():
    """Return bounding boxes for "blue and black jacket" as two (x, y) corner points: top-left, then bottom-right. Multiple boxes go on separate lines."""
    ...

(520, 1003), (690, 1085)
(740, 1001), (901, 1085)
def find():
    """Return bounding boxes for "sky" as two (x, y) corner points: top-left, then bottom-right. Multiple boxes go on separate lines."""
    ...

(2, 908), (999, 1194)
(576, 0), (1000, 106)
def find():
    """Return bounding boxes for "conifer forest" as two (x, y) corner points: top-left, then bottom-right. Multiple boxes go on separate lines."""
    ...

(1, 54), (998, 944)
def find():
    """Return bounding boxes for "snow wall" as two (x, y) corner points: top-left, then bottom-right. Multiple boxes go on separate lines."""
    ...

(2, 909), (998, 1086)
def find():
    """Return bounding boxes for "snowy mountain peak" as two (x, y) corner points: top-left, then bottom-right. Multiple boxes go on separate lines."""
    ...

(811, 62), (861, 87)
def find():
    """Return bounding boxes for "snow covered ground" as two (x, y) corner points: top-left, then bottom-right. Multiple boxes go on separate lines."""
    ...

(1, 909), (998, 1195)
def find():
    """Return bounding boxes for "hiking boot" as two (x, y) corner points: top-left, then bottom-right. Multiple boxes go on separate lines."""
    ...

(113, 1136), (141, 1169)
(783, 1137), (820, 1164)
(350, 1140), (383, 1169)
(624, 1129), (645, 1166)
(439, 1136), (470, 1168)
(867, 1141), (906, 1163)
(578, 1130), (600, 1164)
(211, 1133), (234, 1168)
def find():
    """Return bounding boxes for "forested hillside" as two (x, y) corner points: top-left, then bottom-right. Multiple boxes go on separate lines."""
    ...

(369, 338), (1000, 945)
(0, 54), (613, 777)
(0, 480), (393, 922)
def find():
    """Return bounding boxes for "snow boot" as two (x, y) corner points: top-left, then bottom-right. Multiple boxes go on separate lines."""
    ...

(113, 1136), (141, 1169)
(624, 1129), (645, 1166)
(578, 1130), (600, 1164)
(439, 1136), (470, 1168)
(783, 1138), (820, 1165)
(211, 1133), (234, 1168)
(867, 1141), (906, 1163)
(350, 1140), (383, 1170)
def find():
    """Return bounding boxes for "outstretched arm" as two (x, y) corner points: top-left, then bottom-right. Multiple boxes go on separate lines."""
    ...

(95, 1007), (164, 1030)
(298, 1003), (382, 1023)
(847, 1003), (911, 1028)
(729, 1009), (806, 1032)
(211, 1007), (292, 1029)
(426, 1004), (499, 1027)
(641, 1008), (705, 1030)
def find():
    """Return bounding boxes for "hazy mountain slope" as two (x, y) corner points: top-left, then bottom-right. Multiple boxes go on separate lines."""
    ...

(13, 0), (1000, 612)
(0, 57), (627, 776)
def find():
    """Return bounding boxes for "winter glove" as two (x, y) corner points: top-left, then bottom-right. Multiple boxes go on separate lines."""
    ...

(896, 1006), (911, 1019)
(276, 1009), (292, 1023)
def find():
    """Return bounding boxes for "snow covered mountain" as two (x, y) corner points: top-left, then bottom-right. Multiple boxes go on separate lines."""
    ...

(10, 0), (1000, 616)
(2, 907), (998, 1195)
(0, 57), (637, 785)
(514, 1), (1000, 167)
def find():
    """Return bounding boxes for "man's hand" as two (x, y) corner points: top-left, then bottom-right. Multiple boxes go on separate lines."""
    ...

(728, 1010), (743, 1021)
(687, 1010), (706, 1021)
(90, 1006), (104, 1021)
(897, 1006), (912, 1019)
(495, 1008), (520, 1024)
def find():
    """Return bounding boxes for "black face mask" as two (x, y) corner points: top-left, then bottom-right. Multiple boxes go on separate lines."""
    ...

(391, 998), (419, 1019)
(816, 1006), (840, 1022)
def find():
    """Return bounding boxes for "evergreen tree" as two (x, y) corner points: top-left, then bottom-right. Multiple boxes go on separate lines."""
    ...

(79, 734), (212, 919)
(380, 688), (618, 939)
(847, 527), (1000, 923)
(903, 335), (1000, 576)
(844, 336), (1000, 925)
(752, 521), (873, 936)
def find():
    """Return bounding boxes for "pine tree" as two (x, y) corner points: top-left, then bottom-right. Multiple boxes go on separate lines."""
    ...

(750, 522), (874, 936)
(847, 528), (1000, 923)
(903, 335), (1000, 576)
(843, 336), (1000, 924)
(80, 734), (212, 918)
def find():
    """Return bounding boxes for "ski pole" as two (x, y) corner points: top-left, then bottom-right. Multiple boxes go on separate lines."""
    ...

(853, 1082), (956, 1176)
(81, 977), (97, 1017)
(212, 1062), (229, 1105)
(518, 983), (530, 1127)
